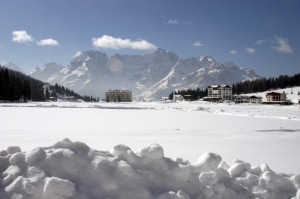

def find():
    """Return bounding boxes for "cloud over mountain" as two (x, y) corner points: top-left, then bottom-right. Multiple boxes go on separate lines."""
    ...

(272, 37), (293, 54)
(12, 30), (33, 43)
(92, 35), (157, 50)
(246, 47), (255, 54)
(37, 38), (60, 46)
(194, 40), (204, 47)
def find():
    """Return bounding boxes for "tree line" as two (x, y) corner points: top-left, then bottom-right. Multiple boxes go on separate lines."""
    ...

(232, 73), (300, 94)
(47, 84), (98, 102)
(0, 66), (97, 102)
(0, 66), (44, 101)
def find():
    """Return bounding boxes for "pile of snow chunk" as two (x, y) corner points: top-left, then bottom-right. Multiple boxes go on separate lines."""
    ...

(0, 139), (299, 199)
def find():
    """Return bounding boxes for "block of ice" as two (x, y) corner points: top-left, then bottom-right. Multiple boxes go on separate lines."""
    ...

(193, 152), (222, 173)
(7, 146), (21, 154)
(25, 148), (46, 165)
(139, 144), (164, 160)
(199, 171), (219, 186)
(43, 177), (75, 199)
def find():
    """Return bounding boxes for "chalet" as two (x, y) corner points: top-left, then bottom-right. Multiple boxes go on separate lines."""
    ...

(266, 91), (286, 102)
(264, 91), (291, 105)
(249, 96), (262, 104)
(234, 95), (250, 104)
(183, 95), (193, 101)
(205, 85), (232, 102)
(234, 95), (262, 104)
(160, 97), (169, 102)
(105, 90), (132, 102)
(173, 95), (184, 101)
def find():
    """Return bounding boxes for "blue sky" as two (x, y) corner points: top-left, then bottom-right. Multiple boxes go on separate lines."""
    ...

(0, 0), (299, 77)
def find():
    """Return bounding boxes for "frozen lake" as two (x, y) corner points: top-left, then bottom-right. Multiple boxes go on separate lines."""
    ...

(1, 101), (300, 174)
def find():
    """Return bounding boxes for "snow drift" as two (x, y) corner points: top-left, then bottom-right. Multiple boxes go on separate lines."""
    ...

(1, 139), (299, 199)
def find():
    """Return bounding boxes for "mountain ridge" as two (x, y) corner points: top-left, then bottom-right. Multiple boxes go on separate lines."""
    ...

(28, 49), (260, 100)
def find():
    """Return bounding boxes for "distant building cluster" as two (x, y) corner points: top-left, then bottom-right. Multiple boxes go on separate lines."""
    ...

(105, 89), (132, 102)
(166, 84), (294, 105)
(203, 85), (292, 105)
(106, 86), (296, 105)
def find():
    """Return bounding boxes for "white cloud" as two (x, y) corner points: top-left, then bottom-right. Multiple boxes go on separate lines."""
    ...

(256, 39), (265, 45)
(193, 40), (204, 47)
(229, 50), (237, 55)
(165, 19), (180, 25)
(183, 21), (193, 25)
(272, 37), (293, 54)
(92, 35), (157, 50)
(37, 38), (60, 46)
(12, 30), (33, 43)
(246, 47), (255, 54)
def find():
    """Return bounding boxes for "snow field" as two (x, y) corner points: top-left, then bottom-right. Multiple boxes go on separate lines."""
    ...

(1, 101), (300, 174)
(0, 138), (300, 199)
(1, 101), (300, 198)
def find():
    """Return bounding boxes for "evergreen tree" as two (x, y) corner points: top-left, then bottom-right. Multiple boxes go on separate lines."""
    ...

(45, 88), (50, 100)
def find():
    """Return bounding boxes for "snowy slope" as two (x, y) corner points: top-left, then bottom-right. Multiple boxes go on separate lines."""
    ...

(29, 49), (260, 100)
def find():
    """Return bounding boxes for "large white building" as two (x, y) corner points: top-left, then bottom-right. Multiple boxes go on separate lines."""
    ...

(206, 85), (232, 101)
(105, 90), (132, 102)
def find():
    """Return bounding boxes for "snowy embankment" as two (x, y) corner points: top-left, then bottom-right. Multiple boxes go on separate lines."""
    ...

(1, 138), (300, 199)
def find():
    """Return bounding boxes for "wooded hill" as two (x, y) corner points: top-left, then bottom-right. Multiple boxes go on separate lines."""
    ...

(232, 73), (300, 94)
(168, 73), (300, 100)
(0, 66), (97, 102)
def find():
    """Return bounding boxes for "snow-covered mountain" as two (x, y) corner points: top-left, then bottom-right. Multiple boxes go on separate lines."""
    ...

(2, 62), (23, 73)
(29, 49), (260, 100)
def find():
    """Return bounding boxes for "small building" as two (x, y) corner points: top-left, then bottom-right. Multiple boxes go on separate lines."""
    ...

(160, 96), (169, 102)
(105, 89), (132, 102)
(183, 95), (193, 101)
(173, 94), (184, 101)
(234, 95), (262, 104)
(206, 85), (232, 102)
(234, 95), (250, 104)
(249, 96), (262, 104)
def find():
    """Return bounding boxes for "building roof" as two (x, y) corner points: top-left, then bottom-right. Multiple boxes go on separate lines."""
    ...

(207, 84), (231, 88)
(106, 89), (132, 93)
(249, 95), (262, 99)
(266, 91), (285, 95)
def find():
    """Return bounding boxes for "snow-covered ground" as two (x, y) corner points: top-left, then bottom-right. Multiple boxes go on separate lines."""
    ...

(1, 101), (300, 198)
(1, 101), (299, 174)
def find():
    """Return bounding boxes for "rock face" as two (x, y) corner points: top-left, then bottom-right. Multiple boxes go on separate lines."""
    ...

(29, 49), (260, 100)
(1, 139), (299, 199)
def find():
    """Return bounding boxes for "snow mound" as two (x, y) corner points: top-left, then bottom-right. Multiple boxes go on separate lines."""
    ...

(1, 138), (299, 199)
